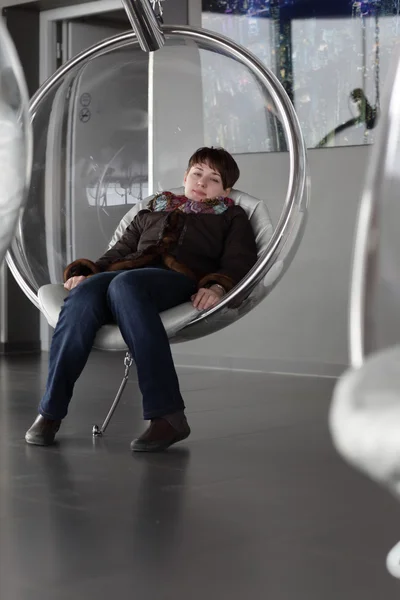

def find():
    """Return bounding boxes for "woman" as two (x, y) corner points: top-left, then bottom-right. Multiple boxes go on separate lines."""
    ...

(25, 147), (258, 451)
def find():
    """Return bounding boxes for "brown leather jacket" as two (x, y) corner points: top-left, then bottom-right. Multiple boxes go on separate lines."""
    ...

(64, 205), (258, 292)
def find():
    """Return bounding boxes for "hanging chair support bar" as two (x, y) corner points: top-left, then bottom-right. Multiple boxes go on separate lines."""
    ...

(121, 0), (164, 52)
(92, 352), (134, 436)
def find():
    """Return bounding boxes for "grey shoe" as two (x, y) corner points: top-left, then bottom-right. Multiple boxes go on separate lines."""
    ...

(25, 415), (61, 446)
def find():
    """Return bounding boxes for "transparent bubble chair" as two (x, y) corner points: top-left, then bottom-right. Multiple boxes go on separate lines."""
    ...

(329, 48), (400, 579)
(6, 1), (309, 437)
(0, 20), (32, 267)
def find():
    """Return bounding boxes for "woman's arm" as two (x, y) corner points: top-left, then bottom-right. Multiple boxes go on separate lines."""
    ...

(198, 207), (258, 292)
(191, 208), (258, 310)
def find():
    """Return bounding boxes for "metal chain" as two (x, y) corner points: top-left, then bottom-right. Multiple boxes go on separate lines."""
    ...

(124, 351), (133, 376)
(151, 0), (164, 20)
(352, 1), (380, 110)
(375, 10), (380, 111)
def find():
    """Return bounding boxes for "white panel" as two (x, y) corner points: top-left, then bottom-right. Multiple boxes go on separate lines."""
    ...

(151, 41), (204, 191)
(66, 20), (122, 60)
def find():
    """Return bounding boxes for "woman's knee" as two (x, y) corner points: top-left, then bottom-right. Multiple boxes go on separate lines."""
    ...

(107, 270), (148, 302)
(64, 275), (109, 312)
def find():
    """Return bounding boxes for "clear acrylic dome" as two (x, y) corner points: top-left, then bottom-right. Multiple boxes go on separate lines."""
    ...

(0, 20), (32, 267)
(350, 47), (400, 366)
(7, 26), (308, 335)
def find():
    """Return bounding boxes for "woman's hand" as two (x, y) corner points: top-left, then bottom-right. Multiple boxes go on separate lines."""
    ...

(64, 275), (86, 290)
(191, 285), (225, 311)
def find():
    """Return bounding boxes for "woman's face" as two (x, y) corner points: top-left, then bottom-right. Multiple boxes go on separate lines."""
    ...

(184, 162), (231, 201)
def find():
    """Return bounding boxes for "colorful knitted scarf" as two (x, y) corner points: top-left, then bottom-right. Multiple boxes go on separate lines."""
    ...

(148, 191), (234, 215)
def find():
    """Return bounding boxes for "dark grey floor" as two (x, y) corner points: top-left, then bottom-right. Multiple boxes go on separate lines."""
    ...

(1, 352), (399, 600)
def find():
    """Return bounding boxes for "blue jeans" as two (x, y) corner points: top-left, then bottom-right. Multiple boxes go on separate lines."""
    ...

(39, 268), (197, 421)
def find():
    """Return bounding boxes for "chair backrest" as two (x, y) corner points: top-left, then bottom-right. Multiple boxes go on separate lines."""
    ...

(108, 187), (274, 258)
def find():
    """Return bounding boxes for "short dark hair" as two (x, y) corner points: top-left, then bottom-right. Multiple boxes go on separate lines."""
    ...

(187, 147), (240, 190)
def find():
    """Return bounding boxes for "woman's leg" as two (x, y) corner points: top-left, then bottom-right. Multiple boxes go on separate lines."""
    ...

(39, 272), (120, 421)
(107, 268), (196, 421)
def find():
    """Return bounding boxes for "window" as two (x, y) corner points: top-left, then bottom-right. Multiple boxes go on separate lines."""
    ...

(202, 0), (400, 151)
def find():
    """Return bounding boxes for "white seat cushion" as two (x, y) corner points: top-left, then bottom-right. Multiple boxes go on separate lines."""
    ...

(38, 188), (273, 349)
